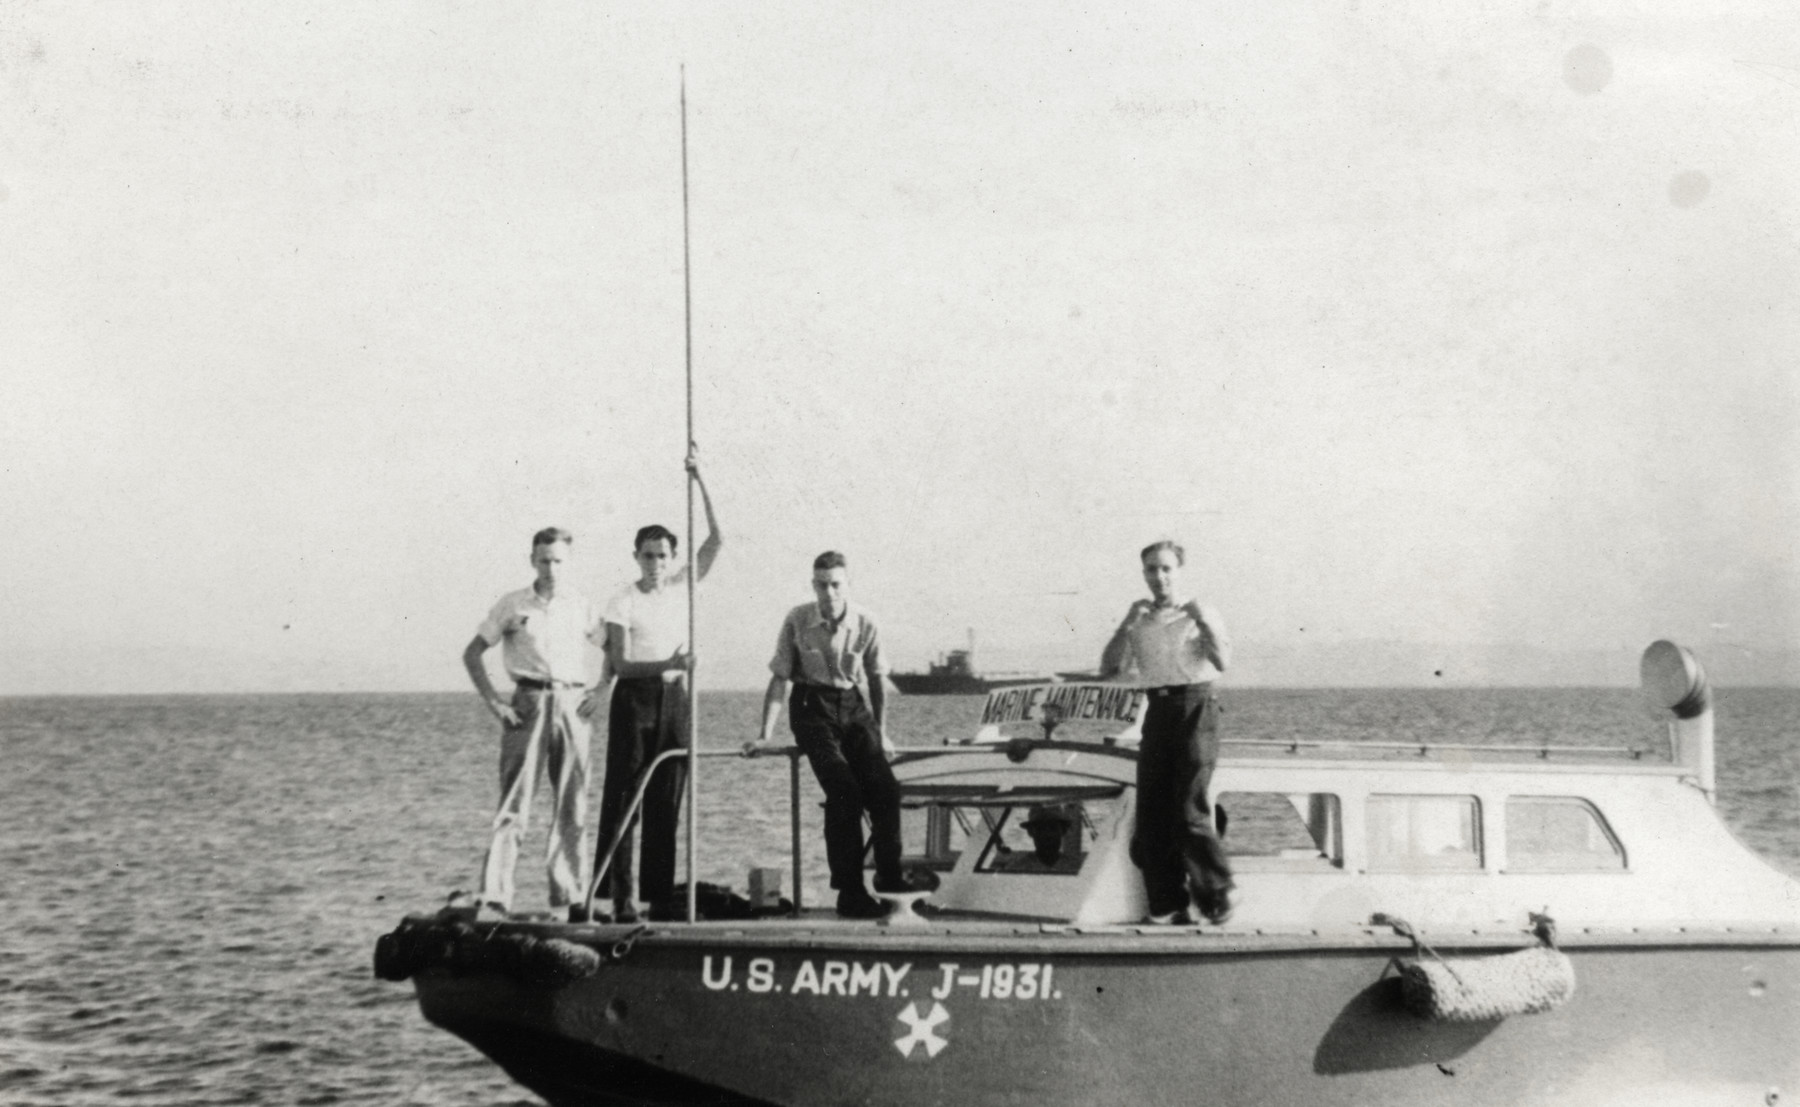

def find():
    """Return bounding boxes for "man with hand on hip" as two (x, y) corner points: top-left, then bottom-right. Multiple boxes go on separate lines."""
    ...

(744, 550), (928, 919)
(461, 527), (603, 922)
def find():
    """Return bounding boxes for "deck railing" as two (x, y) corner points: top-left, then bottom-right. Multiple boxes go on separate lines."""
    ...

(946, 733), (1651, 761)
(584, 746), (806, 920)
(1224, 737), (1650, 760)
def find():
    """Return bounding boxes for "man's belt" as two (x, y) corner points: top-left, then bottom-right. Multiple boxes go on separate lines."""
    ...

(515, 676), (586, 692)
(1146, 682), (1212, 698)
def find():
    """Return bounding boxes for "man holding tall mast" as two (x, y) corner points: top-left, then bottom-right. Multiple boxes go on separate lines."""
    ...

(461, 527), (604, 922)
(595, 458), (721, 923)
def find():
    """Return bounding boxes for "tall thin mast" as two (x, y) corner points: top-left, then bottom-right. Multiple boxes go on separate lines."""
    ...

(680, 68), (699, 925)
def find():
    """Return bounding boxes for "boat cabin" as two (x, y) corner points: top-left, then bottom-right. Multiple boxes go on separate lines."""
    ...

(891, 650), (1798, 931)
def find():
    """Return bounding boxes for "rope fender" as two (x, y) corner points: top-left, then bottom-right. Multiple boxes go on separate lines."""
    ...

(1374, 910), (1576, 1022)
(374, 915), (644, 987)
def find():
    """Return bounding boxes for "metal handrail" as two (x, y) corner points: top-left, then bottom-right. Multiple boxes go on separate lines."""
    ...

(945, 734), (1650, 761)
(583, 745), (806, 918)
(1224, 737), (1649, 759)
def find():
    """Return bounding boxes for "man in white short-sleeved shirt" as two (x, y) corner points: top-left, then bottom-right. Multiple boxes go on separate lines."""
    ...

(595, 461), (721, 922)
(1098, 538), (1235, 926)
(461, 527), (603, 921)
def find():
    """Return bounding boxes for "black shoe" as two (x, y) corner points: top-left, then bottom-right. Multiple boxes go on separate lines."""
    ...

(835, 891), (890, 919)
(612, 900), (641, 924)
(567, 902), (601, 924)
(873, 868), (940, 895)
(1197, 888), (1235, 926)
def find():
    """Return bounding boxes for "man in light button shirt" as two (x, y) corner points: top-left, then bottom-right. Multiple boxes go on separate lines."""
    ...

(461, 527), (603, 920)
(1098, 538), (1236, 926)
(744, 550), (926, 919)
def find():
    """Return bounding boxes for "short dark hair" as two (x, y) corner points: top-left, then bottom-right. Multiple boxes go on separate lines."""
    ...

(532, 527), (573, 551)
(813, 550), (847, 571)
(634, 525), (679, 554)
(1140, 539), (1185, 566)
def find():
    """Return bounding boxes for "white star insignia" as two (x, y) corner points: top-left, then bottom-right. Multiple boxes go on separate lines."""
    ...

(893, 1001), (950, 1058)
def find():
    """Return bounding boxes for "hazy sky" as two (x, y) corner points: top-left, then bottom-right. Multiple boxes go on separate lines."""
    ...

(4, 2), (1797, 693)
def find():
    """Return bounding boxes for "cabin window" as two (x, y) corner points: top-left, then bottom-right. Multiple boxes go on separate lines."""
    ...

(938, 803), (1091, 876)
(1213, 792), (1343, 870)
(900, 785), (1122, 874)
(971, 803), (1089, 875)
(903, 804), (1089, 874)
(903, 805), (972, 871)
(1504, 797), (1626, 872)
(1366, 795), (1482, 872)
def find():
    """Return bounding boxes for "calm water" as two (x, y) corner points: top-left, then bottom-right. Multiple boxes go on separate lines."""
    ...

(2, 687), (1797, 1106)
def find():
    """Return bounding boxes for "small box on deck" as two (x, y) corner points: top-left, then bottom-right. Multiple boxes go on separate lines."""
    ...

(748, 867), (783, 909)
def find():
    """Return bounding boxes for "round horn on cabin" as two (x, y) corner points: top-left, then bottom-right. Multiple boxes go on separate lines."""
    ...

(1640, 640), (1709, 717)
(1639, 640), (1715, 803)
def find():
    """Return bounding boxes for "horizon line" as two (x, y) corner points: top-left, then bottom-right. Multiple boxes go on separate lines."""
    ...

(9, 681), (1800, 699)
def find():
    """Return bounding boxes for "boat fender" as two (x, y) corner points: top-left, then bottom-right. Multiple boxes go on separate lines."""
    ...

(521, 937), (605, 988)
(373, 916), (641, 985)
(373, 927), (420, 982)
(442, 921), (493, 974)
(372, 917), (462, 981)
(1374, 912), (1576, 1022)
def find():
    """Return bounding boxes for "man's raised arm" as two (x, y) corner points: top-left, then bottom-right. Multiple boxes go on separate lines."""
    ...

(688, 456), (724, 582)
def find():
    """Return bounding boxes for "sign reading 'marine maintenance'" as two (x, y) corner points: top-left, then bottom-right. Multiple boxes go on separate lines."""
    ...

(978, 683), (1144, 726)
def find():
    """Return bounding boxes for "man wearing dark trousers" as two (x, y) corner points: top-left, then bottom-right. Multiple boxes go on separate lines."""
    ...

(1098, 538), (1236, 926)
(743, 550), (924, 918)
(596, 459), (722, 923)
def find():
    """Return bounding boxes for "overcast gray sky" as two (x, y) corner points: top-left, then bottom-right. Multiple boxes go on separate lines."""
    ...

(4, 2), (1796, 693)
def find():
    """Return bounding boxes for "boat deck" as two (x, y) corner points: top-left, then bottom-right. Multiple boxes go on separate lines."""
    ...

(436, 908), (1800, 954)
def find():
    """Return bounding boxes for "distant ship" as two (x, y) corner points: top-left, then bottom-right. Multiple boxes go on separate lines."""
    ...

(890, 632), (1058, 695)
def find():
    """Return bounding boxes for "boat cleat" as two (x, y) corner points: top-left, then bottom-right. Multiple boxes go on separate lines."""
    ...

(874, 890), (934, 927)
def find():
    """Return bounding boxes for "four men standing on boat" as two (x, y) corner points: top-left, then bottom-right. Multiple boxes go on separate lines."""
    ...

(1099, 539), (1236, 925)
(461, 519), (1232, 926)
